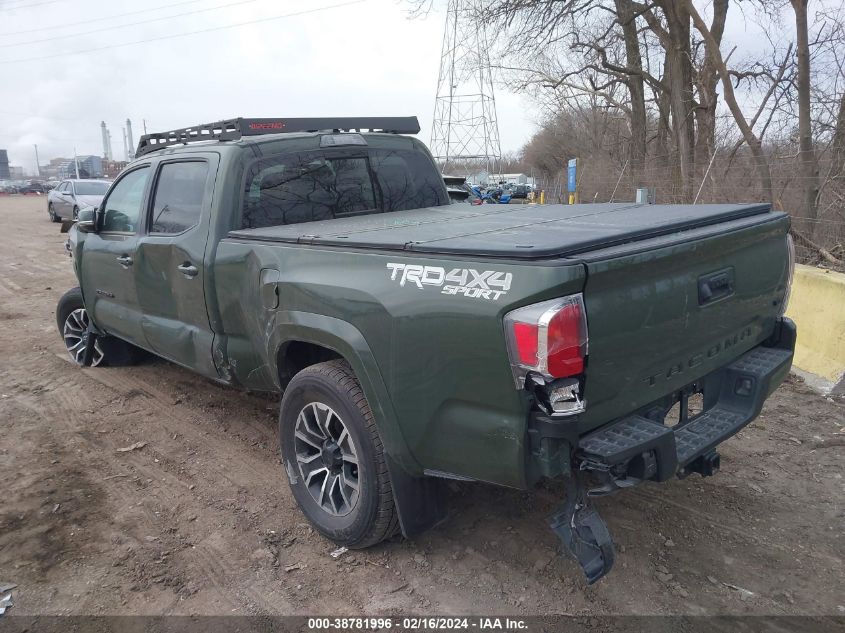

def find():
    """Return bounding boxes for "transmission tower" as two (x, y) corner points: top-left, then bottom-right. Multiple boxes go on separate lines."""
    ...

(430, 0), (501, 175)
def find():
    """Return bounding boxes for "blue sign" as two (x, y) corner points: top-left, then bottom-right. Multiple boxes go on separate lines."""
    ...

(567, 158), (577, 192)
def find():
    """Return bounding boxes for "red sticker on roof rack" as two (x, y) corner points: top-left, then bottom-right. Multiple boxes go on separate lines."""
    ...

(249, 121), (285, 130)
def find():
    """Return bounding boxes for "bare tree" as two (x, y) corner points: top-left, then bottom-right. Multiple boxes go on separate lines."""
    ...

(614, 0), (647, 178)
(684, 0), (774, 202)
(831, 90), (845, 182)
(791, 0), (820, 232)
(693, 0), (728, 167)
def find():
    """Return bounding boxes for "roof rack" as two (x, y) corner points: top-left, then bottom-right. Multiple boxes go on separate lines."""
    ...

(135, 116), (421, 156)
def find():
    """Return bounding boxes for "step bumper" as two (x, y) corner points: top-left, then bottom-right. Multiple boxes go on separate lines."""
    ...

(576, 320), (795, 481)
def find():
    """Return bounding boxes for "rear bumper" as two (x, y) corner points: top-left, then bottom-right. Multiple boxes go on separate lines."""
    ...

(530, 317), (796, 484)
(535, 318), (795, 585)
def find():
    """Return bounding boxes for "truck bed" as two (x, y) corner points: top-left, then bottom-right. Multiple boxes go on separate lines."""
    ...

(228, 202), (775, 259)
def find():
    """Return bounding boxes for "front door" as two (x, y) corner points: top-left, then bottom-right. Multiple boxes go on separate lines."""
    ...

(56, 182), (73, 218)
(79, 166), (151, 345)
(134, 156), (217, 378)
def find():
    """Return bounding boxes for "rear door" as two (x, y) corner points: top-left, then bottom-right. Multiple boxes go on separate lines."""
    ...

(80, 166), (152, 345)
(576, 213), (792, 431)
(134, 155), (218, 378)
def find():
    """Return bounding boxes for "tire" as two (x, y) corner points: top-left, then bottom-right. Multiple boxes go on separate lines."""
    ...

(72, 206), (79, 220)
(279, 360), (398, 548)
(56, 287), (139, 367)
(48, 203), (59, 222)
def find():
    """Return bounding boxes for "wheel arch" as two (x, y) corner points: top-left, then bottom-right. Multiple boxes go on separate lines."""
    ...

(268, 311), (409, 469)
(269, 311), (446, 537)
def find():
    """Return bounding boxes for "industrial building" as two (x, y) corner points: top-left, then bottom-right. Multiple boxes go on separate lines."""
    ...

(42, 155), (105, 179)
(0, 150), (9, 179)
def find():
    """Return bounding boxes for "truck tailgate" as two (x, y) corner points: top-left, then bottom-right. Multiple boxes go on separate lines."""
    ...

(576, 212), (791, 431)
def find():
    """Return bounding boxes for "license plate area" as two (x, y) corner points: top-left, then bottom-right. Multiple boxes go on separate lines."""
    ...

(663, 386), (705, 428)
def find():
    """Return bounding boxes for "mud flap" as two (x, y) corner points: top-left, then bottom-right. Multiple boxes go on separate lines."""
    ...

(80, 324), (99, 367)
(549, 473), (615, 584)
(385, 454), (447, 538)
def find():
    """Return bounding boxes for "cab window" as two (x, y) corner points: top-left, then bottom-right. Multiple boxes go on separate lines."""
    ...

(149, 161), (208, 234)
(240, 147), (449, 230)
(101, 167), (150, 233)
(242, 155), (376, 229)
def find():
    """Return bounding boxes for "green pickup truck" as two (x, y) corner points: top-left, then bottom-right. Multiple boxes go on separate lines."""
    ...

(58, 117), (796, 583)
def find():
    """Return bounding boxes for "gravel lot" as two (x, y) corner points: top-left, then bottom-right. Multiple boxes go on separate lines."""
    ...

(0, 195), (843, 617)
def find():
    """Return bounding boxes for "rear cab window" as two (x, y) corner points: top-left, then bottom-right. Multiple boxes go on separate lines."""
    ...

(241, 146), (449, 230)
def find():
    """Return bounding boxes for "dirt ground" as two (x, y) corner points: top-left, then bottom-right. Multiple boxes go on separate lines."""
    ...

(0, 195), (843, 617)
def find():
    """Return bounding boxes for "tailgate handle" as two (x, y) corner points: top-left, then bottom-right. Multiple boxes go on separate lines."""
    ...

(698, 268), (734, 306)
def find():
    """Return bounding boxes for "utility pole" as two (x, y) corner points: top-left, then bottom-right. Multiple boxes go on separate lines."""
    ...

(142, 119), (148, 135)
(430, 0), (501, 175)
(34, 144), (41, 177)
(73, 147), (80, 179)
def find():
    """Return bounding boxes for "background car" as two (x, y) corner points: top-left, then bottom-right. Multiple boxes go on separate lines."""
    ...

(18, 180), (48, 194)
(443, 174), (483, 204)
(47, 178), (111, 222)
(511, 184), (529, 199)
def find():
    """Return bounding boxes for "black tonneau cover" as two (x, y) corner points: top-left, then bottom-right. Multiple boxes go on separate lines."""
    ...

(227, 203), (774, 259)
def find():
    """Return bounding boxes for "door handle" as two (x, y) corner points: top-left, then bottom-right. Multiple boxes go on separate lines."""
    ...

(116, 255), (133, 267)
(177, 262), (199, 278)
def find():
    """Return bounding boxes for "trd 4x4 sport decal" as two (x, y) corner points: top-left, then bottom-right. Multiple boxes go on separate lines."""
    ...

(386, 263), (513, 301)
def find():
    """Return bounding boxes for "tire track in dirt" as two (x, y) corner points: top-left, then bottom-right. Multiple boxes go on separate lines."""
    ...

(31, 342), (325, 613)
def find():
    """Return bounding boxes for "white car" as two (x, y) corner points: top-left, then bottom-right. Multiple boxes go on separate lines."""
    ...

(47, 179), (111, 222)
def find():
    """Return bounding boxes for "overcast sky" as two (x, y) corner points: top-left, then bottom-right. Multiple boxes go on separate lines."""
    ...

(0, 0), (793, 175)
(0, 0), (540, 173)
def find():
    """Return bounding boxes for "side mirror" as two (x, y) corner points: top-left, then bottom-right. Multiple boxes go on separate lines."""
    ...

(76, 206), (97, 233)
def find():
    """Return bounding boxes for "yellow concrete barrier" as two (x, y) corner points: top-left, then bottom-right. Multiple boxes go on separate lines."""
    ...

(785, 264), (845, 393)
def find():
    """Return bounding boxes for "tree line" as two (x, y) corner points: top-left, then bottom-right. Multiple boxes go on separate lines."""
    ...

(416, 0), (845, 263)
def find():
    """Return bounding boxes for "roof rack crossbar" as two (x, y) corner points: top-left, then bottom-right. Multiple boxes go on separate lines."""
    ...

(135, 116), (420, 156)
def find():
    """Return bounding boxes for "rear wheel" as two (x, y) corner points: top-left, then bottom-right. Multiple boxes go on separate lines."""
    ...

(279, 360), (398, 548)
(56, 287), (139, 367)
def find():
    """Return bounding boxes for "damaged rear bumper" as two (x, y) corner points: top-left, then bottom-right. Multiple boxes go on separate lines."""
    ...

(575, 317), (795, 486)
(531, 317), (796, 584)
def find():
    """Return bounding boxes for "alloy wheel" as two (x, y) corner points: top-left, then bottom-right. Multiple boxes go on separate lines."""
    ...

(63, 308), (103, 366)
(294, 402), (360, 516)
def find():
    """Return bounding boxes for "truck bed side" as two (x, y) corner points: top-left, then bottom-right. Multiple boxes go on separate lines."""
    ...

(212, 238), (585, 487)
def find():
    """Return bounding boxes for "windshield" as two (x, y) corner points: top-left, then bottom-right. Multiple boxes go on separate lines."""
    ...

(74, 181), (110, 195)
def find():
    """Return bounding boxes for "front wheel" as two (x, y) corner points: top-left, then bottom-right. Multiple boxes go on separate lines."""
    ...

(48, 203), (59, 222)
(279, 360), (398, 548)
(72, 206), (79, 220)
(56, 287), (139, 367)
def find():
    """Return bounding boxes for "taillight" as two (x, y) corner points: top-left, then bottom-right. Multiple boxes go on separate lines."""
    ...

(512, 322), (539, 365)
(547, 301), (586, 376)
(504, 294), (588, 387)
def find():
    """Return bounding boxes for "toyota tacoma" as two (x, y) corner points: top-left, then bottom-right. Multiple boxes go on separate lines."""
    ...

(57, 116), (796, 583)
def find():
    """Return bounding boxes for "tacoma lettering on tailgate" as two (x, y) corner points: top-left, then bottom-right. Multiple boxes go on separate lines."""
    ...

(642, 326), (754, 386)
